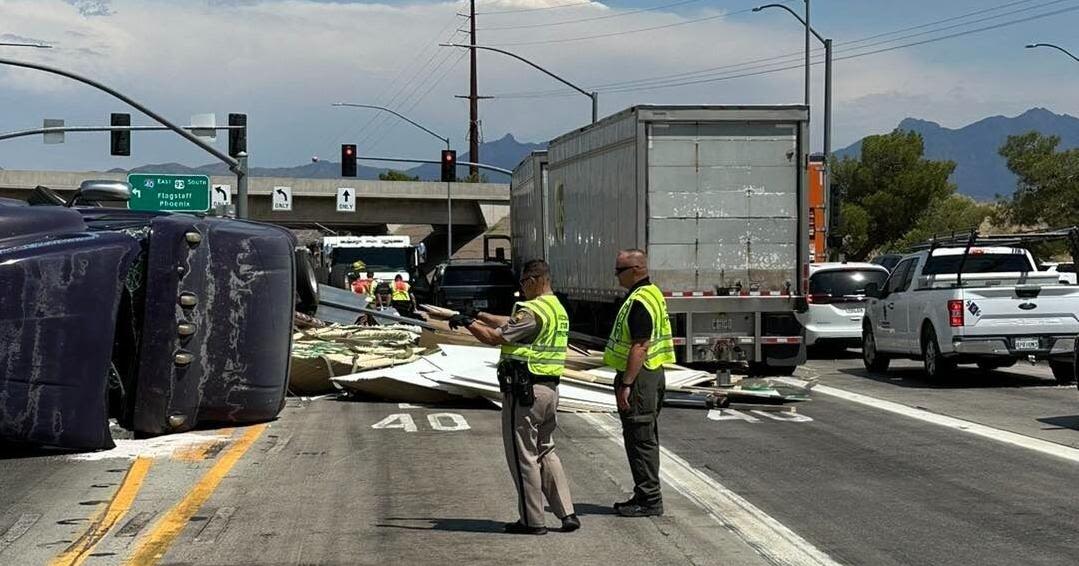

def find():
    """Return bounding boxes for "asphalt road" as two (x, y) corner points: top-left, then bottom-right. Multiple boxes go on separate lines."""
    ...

(3, 352), (1079, 565)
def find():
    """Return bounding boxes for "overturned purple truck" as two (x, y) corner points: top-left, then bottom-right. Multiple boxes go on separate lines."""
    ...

(0, 182), (297, 450)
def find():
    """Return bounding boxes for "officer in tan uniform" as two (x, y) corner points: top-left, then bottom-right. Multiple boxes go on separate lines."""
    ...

(450, 259), (580, 535)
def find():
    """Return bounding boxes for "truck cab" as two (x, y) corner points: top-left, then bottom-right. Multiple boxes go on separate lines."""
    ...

(319, 235), (426, 291)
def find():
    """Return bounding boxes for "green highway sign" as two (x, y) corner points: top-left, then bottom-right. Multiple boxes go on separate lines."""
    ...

(127, 173), (211, 212)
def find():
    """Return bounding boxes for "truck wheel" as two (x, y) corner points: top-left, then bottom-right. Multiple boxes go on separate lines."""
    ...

(329, 264), (350, 289)
(922, 325), (954, 379)
(1049, 360), (1076, 385)
(862, 326), (890, 372)
(294, 249), (320, 315)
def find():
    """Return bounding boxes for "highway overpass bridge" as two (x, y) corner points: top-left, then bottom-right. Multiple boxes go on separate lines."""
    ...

(0, 170), (510, 263)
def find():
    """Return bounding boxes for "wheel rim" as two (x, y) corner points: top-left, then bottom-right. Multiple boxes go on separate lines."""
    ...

(926, 338), (937, 375)
(864, 331), (876, 364)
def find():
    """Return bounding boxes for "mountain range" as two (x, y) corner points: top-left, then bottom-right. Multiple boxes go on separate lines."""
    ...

(94, 108), (1077, 200)
(837, 108), (1079, 201)
(106, 133), (545, 182)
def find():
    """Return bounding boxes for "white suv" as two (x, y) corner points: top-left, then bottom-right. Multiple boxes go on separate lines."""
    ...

(797, 263), (890, 348)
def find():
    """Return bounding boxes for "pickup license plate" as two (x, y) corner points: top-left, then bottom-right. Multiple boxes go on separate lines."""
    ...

(472, 299), (488, 308)
(1013, 338), (1040, 351)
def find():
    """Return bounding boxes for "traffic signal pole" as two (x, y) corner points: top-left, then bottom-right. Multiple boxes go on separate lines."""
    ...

(0, 57), (246, 212)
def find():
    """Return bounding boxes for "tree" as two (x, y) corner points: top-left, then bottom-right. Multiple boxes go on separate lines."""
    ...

(894, 195), (994, 250)
(831, 130), (957, 260)
(379, 169), (419, 182)
(998, 131), (1079, 228)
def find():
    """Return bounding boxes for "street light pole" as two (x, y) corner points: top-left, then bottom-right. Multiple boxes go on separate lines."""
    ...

(1026, 42), (1079, 62)
(442, 43), (598, 123)
(331, 103), (456, 261)
(805, 0), (811, 112)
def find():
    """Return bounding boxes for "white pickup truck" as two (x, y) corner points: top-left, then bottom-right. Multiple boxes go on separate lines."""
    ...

(861, 244), (1079, 382)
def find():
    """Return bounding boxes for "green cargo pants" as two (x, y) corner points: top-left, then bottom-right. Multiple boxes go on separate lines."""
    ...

(615, 367), (665, 505)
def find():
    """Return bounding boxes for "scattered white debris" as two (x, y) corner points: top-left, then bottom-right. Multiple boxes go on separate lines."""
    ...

(67, 430), (233, 461)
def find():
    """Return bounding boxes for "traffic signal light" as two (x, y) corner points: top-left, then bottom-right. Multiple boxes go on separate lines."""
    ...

(228, 113), (247, 157)
(441, 150), (456, 183)
(341, 144), (357, 177)
(110, 113), (130, 156)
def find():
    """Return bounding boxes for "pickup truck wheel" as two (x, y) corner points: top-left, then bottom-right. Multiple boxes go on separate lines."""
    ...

(922, 326), (955, 379)
(1049, 360), (1076, 385)
(863, 327), (890, 372)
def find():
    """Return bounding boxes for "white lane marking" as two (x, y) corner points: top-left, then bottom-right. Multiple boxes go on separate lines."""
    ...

(427, 413), (471, 431)
(707, 409), (761, 423)
(777, 376), (1079, 464)
(753, 410), (814, 423)
(581, 413), (841, 566)
(372, 414), (418, 432)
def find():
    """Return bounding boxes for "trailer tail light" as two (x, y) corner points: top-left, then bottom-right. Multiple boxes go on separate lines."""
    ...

(948, 300), (964, 327)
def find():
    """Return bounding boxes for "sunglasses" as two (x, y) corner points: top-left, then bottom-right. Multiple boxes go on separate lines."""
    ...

(614, 265), (640, 275)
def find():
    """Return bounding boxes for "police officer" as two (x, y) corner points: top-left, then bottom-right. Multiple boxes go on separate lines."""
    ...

(449, 259), (580, 535)
(605, 248), (675, 517)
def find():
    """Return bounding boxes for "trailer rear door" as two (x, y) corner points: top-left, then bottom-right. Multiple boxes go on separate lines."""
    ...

(647, 121), (800, 293)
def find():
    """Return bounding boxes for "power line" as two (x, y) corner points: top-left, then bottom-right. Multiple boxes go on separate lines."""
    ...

(330, 16), (460, 155)
(477, 0), (709, 31)
(588, 0), (1074, 92)
(489, 0), (1072, 96)
(476, 0), (596, 16)
(486, 3), (771, 46)
(593, 2), (1079, 95)
(356, 28), (466, 151)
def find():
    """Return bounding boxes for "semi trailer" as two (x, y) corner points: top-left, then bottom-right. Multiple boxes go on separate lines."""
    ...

(511, 105), (811, 374)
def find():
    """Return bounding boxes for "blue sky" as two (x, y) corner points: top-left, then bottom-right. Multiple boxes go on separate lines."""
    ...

(0, 0), (1076, 171)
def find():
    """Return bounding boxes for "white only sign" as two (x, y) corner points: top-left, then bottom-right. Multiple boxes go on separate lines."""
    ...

(272, 186), (292, 212)
(212, 184), (232, 208)
(337, 187), (356, 212)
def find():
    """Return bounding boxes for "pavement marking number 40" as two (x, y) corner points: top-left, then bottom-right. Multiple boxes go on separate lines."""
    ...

(707, 409), (814, 423)
(372, 413), (471, 432)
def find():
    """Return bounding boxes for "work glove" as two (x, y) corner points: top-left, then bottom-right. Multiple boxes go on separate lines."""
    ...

(460, 306), (481, 319)
(448, 314), (475, 330)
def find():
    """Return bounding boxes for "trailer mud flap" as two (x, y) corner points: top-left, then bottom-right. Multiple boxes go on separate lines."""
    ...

(0, 231), (137, 450)
(131, 216), (295, 435)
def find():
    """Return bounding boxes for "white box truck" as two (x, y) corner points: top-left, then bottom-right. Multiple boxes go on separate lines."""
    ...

(511, 105), (811, 374)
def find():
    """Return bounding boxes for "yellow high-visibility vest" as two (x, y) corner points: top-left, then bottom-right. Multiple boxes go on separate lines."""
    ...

(603, 283), (676, 371)
(499, 294), (570, 377)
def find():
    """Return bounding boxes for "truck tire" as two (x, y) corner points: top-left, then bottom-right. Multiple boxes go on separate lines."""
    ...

(922, 325), (954, 379)
(329, 264), (350, 290)
(1050, 360), (1076, 385)
(294, 249), (320, 315)
(862, 326), (891, 373)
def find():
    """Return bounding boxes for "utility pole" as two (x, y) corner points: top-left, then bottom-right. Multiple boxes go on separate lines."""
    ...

(468, 0), (479, 179)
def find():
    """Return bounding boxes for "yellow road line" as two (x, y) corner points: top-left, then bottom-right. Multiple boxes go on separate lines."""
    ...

(174, 429), (233, 462)
(124, 424), (267, 565)
(49, 457), (153, 566)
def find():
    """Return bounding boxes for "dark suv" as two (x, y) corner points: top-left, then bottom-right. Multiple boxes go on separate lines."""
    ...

(429, 261), (518, 315)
